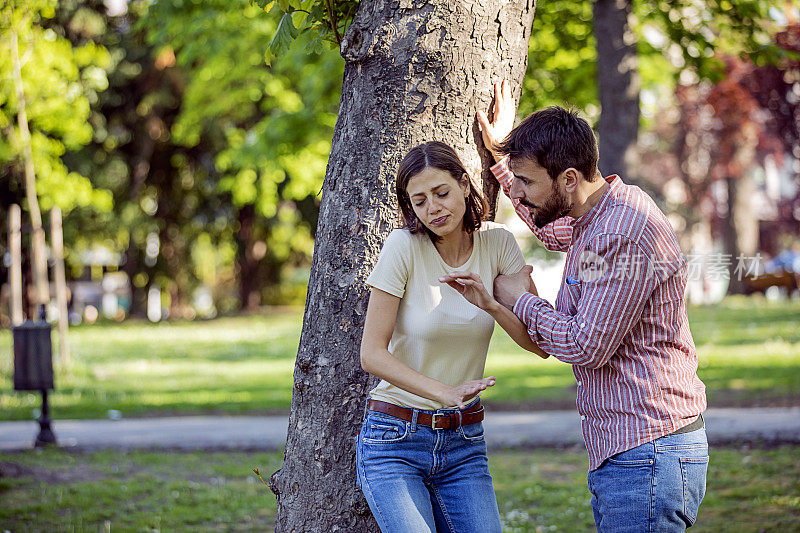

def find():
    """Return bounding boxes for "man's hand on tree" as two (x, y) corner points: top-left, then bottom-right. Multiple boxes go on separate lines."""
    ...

(494, 265), (538, 310)
(477, 79), (516, 163)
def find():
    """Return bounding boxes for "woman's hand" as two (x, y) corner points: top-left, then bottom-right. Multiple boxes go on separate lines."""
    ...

(438, 271), (499, 312)
(438, 376), (496, 409)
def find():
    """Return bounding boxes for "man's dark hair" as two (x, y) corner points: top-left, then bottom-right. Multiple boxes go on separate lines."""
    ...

(498, 106), (599, 182)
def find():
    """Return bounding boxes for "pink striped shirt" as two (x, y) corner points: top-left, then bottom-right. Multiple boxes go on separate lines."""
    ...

(492, 158), (707, 470)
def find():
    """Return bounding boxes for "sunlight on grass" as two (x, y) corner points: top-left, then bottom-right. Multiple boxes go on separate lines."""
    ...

(1, 299), (798, 420)
(4, 445), (796, 531)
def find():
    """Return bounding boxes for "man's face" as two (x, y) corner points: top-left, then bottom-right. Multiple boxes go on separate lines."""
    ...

(509, 158), (573, 228)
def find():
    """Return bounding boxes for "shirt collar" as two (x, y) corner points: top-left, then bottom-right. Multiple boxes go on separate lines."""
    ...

(571, 174), (621, 229)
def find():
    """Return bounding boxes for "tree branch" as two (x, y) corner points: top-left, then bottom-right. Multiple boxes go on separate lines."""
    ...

(323, 0), (342, 45)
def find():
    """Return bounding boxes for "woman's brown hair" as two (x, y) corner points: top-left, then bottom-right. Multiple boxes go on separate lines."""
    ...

(396, 141), (488, 242)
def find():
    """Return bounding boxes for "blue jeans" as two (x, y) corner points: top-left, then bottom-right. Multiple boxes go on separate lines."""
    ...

(355, 401), (502, 533)
(588, 427), (709, 532)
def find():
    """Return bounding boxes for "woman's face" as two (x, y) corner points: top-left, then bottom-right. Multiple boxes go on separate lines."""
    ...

(405, 167), (470, 239)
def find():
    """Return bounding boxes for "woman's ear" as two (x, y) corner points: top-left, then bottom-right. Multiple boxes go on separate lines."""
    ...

(462, 172), (470, 197)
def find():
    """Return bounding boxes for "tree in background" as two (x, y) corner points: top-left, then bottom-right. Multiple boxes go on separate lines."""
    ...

(3, 0), (344, 318)
(521, 0), (780, 186)
(255, 0), (536, 529)
(744, 21), (800, 252)
(0, 0), (113, 318)
(0, 0), (112, 214)
(141, 0), (343, 311)
(35, 0), (227, 318)
(673, 19), (800, 293)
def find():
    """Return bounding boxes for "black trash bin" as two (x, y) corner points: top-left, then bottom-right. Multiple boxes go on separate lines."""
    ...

(13, 320), (57, 446)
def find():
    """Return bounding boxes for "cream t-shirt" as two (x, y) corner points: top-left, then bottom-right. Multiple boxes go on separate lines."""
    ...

(365, 221), (526, 410)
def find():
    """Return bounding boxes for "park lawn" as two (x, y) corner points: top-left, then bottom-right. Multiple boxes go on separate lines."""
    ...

(1, 297), (799, 420)
(481, 295), (800, 410)
(1, 445), (798, 531)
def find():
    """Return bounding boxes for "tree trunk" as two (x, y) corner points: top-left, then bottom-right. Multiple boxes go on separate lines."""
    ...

(723, 172), (758, 294)
(9, 204), (24, 325)
(593, 0), (640, 183)
(51, 207), (70, 365)
(122, 133), (154, 319)
(269, 1), (537, 530)
(10, 28), (50, 311)
(123, 245), (145, 318)
(236, 204), (261, 311)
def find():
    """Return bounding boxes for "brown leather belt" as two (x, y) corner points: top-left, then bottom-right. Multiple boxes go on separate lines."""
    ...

(367, 399), (484, 430)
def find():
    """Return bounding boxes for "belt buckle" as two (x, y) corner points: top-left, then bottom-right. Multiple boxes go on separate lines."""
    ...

(431, 412), (445, 430)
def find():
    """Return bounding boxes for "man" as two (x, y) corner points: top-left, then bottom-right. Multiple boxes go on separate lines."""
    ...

(443, 82), (708, 532)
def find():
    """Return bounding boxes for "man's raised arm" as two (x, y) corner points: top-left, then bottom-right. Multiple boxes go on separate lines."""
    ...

(478, 80), (572, 252)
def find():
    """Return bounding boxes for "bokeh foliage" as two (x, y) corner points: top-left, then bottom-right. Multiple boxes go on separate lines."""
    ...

(0, 0), (113, 214)
(521, 0), (782, 121)
(2, 0), (344, 315)
(0, 0), (795, 314)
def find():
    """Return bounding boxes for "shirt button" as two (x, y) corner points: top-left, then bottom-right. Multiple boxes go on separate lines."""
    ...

(580, 415), (586, 421)
(577, 381), (582, 387)
(580, 322), (586, 329)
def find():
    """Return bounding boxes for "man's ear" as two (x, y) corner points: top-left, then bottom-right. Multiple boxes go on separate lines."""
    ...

(560, 168), (581, 193)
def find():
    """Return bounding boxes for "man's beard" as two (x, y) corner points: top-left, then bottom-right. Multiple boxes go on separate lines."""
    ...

(522, 185), (573, 228)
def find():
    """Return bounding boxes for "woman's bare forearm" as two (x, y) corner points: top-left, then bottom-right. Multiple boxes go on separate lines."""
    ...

(361, 288), (494, 408)
(361, 346), (451, 403)
(488, 303), (550, 359)
(360, 288), (453, 404)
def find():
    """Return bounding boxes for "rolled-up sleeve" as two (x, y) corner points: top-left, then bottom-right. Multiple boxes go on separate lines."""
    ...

(513, 234), (658, 368)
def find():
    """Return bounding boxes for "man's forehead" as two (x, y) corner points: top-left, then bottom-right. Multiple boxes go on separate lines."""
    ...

(509, 156), (543, 175)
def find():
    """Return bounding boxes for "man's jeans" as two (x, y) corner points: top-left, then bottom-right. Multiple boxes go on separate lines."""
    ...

(355, 401), (502, 533)
(588, 427), (709, 532)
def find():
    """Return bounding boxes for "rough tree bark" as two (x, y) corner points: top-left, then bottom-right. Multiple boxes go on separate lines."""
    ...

(593, 0), (640, 184)
(269, 1), (537, 530)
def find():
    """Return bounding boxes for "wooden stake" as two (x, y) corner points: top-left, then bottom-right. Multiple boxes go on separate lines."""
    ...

(51, 207), (70, 365)
(11, 27), (50, 311)
(9, 204), (24, 325)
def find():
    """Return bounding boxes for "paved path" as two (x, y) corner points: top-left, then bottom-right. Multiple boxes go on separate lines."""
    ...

(1, 407), (798, 452)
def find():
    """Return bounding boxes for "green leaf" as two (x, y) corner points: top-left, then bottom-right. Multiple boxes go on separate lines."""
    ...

(292, 9), (309, 29)
(305, 36), (324, 55)
(269, 12), (299, 58)
(255, 0), (276, 13)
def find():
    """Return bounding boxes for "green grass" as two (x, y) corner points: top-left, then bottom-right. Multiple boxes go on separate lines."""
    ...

(1, 445), (798, 531)
(481, 296), (800, 410)
(492, 445), (800, 532)
(0, 311), (302, 420)
(0, 448), (281, 531)
(1, 297), (799, 420)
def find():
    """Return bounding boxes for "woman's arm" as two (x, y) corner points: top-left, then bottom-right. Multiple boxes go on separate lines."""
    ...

(360, 288), (495, 409)
(438, 271), (550, 359)
(487, 303), (549, 359)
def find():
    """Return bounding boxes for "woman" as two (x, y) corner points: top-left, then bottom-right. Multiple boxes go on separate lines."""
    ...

(357, 141), (548, 532)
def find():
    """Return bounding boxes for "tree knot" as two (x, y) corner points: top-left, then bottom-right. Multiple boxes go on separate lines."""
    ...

(341, 25), (369, 62)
